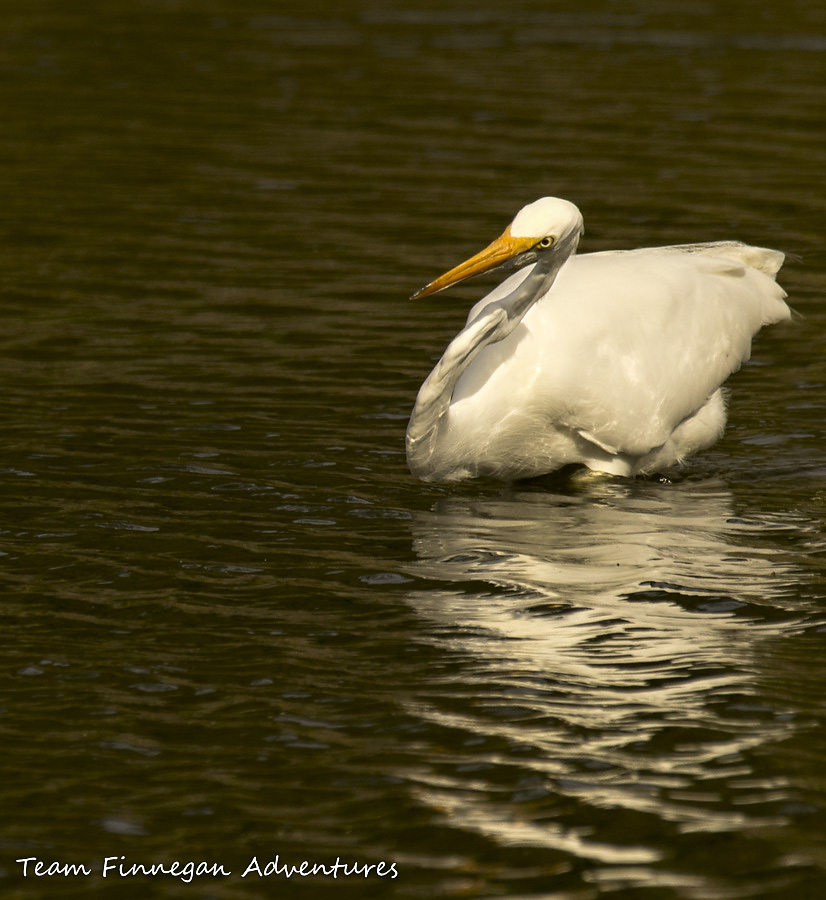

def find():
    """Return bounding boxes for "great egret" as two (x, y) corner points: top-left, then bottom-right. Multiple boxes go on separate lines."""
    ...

(407, 197), (790, 482)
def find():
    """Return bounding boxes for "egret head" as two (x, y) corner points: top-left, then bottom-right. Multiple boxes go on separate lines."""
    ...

(411, 197), (585, 299)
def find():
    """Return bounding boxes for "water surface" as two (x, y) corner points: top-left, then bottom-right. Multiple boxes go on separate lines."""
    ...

(2, 2), (826, 898)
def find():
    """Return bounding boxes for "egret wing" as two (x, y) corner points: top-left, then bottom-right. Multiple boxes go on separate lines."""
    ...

(522, 243), (789, 456)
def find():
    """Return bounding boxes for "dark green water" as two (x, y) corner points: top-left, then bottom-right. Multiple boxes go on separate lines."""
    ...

(2, 2), (826, 898)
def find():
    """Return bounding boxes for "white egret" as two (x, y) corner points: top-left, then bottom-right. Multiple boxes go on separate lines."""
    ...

(407, 197), (790, 482)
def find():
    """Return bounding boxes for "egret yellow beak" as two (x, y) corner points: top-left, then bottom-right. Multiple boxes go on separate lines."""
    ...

(411, 227), (537, 299)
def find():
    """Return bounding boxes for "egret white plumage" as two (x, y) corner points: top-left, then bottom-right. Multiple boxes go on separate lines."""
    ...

(407, 197), (790, 482)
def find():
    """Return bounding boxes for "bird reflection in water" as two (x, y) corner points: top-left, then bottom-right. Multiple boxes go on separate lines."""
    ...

(402, 478), (806, 878)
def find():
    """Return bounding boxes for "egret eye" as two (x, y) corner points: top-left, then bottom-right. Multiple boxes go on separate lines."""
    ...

(537, 236), (556, 249)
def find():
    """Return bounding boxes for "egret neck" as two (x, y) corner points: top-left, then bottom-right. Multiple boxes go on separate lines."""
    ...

(406, 228), (581, 479)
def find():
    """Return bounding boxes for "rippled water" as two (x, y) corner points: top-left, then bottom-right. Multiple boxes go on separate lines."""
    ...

(2, 2), (826, 898)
